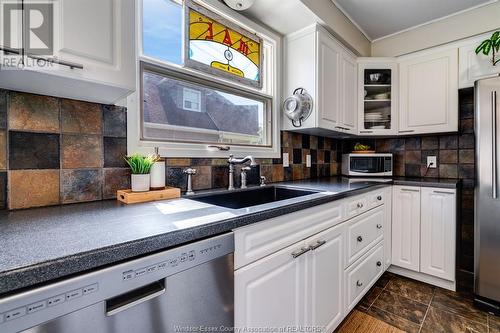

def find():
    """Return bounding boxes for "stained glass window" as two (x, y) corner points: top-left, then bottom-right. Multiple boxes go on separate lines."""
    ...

(185, 1), (262, 88)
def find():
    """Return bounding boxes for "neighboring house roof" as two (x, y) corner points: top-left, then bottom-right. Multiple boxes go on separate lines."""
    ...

(143, 73), (260, 135)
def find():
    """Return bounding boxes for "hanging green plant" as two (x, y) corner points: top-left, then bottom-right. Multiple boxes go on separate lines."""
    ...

(475, 31), (500, 66)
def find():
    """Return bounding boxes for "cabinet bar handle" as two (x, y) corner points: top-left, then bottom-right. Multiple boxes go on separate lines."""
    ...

(0, 45), (20, 55)
(400, 188), (419, 192)
(399, 130), (415, 133)
(27, 54), (84, 70)
(291, 247), (310, 259)
(433, 190), (454, 195)
(309, 240), (327, 251)
(492, 91), (498, 199)
(360, 131), (373, 134)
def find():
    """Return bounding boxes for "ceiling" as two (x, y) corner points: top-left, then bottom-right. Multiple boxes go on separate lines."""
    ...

(332, 0), (497, 40)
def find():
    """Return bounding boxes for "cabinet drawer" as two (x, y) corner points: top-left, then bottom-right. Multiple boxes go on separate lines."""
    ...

(345, 242), (384, 311)
(346, 206), (384, 267)
(234, 201), (343, 269)
(367, 191), (385, 209)
(345, 195), (368, 218)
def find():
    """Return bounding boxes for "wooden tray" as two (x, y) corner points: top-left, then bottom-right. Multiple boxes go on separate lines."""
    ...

(351, 150), (376, 154)
(117, 187), (181, 204)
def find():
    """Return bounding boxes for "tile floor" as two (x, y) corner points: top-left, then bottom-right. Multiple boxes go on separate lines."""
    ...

(336, 272), (500, 333)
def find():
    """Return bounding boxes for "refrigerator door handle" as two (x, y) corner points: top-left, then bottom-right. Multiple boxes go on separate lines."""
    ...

(493, 90), (498, 199)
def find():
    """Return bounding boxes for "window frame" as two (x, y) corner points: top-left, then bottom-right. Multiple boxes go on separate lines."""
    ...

(128, 0), (282, 158)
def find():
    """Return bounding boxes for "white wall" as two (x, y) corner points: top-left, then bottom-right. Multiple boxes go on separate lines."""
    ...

(372, 1), (500, 57)
(300, 0), (371, 56)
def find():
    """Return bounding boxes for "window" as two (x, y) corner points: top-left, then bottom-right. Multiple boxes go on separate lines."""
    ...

(182, 88), (202, 112)
(142, 63), (271, 146)
(134, 0), (281, 157)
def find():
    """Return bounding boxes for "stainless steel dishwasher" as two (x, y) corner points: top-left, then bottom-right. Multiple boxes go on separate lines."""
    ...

(0, 233), (234, 333)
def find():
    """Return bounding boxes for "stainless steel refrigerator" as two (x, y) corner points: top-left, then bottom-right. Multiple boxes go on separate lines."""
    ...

(475, 75), (500, 314)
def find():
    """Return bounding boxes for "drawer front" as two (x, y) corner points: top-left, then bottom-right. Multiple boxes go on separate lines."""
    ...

(345, 195), (369, 218)
(234, 201), (344, 269)
(345, 242), (384, 311)
(346, 206), (384, 267)
(367, 191), (385, 209)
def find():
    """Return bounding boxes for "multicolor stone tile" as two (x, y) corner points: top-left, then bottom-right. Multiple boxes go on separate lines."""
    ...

(103, 137), (127, 168)
(62, 134), (103, 169)
(191, 165), (212, 190)
(366, 306), (420, 333)
(167, 167), (188, 191)
(103, 168), (131, 199)
(211, 165), (228, 189)
(61, 99), (102, 134)
(431, 289), (487, 324)
(0, 171), (6, 209)
(420, 307), (487, 333)
(385, 275), (435, 305)
(61, 169), (102, 203)
(371, 290), (428, 324)
(9, 92), (59, 133)
(0, 131), (6, 170)
(9, 170), (60, 209)
(0, 90), (7, 129)
(9, 131), (60, 170)
(103, 105), (127, 138)
(439, 149), (458, 164)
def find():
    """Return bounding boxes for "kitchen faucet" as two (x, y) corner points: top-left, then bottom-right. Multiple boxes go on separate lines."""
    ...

(227, 154), (257, 190)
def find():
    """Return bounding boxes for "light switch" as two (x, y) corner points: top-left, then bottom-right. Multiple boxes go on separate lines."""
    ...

(427, 156), (437, 168)
(283, 153), (290, 167)
(306, 154), (311, 167)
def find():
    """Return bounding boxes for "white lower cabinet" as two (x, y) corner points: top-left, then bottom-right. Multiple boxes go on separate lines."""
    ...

(235, 240), (307, 330)
(235, 188), (390, 333)
(420, 188), (456, 281)
(391, 185), (457, 289)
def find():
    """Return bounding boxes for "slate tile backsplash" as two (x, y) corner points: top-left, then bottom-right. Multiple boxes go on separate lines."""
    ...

(1, 90), (128, 209)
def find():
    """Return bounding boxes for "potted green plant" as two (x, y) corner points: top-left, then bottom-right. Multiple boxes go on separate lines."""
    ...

(124, 154), (157, 192)
(475, 31), (500, 66)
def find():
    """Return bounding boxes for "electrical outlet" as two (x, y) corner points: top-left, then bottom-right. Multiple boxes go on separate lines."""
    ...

(427, 156), (437, 168)
(283, 152), (290, 167)
(306, 154), (311, 167)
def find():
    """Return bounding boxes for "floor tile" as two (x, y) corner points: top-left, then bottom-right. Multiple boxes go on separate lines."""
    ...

(62, 134), (103, 169)
(9, 131), (60, 170)
(61, 99), (102, 134)
(420, 306), (487, 333)
(385, 275), (435, 304)
(0, 171), (6, 209)
(9, 92), (59, 133)
(0, 130), (6, 169)
(103, 168), (131, 199)
(62, 169), (102, 203)
(9, 170), (60, 209)
(371, 290), (428, 324)
(431, 288), (488, 325)
(375, 271), (395, 288)
(358, 286), (383, 310)
(366, 306), (420, 333)
(489, 315), (500, 333)
(0, 90), (7, 129)
(335, 310), (405, 333)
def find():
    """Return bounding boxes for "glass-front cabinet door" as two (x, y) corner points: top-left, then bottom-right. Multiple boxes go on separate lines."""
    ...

(357, 59), (398, 135)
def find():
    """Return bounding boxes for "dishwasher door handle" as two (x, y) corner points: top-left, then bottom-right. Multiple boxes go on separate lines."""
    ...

(106, 280), (166, 316)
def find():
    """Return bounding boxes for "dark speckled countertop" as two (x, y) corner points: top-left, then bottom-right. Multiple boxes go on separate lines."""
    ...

(0, 176), (458, 296)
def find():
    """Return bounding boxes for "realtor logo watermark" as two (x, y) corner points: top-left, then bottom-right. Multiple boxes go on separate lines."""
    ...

(1, 0), (54, 69)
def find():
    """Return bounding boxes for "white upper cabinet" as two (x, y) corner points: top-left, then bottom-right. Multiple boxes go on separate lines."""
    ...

(459, 33), (500, 89)
(392, 186), (421, 272)
(398, 48), (458, 135)
(420, 187), (456, 281)
(358, 58), (398, 136)
(283, 24), (358, 136)
(0, 0), (135, 104)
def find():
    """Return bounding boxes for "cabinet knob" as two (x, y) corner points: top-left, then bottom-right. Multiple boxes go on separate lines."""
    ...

(377, 196), (382, 201)
(357, 236), (363, 242)
(377, 261), (382, 267)
(356, 280), (363, 287)
(377, 224), (383, 229)
(357, 202), (364, 208)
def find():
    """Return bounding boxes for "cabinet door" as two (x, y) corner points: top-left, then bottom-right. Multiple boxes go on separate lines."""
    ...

(50, 0), (135, 88)
(459, 35), (500, 89)
(317, 31), (341, 130)
(383, 187), (392, 269)
(306, 224), (344, 332)
(392, 186), (420, 271)
(341, 53), (358, 132)
(420, 187), (456, 281)
(399, 48), (458, 134)
(235, 241), (306, 331)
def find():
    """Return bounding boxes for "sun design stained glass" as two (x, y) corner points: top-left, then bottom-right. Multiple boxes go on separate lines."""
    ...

(186, 4), (262, 88)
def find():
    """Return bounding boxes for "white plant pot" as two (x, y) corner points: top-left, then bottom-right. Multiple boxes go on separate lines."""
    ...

(131, 174), (150, 192)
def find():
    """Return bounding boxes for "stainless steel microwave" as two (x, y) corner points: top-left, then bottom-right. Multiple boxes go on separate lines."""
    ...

(342, 153), (393, 176)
